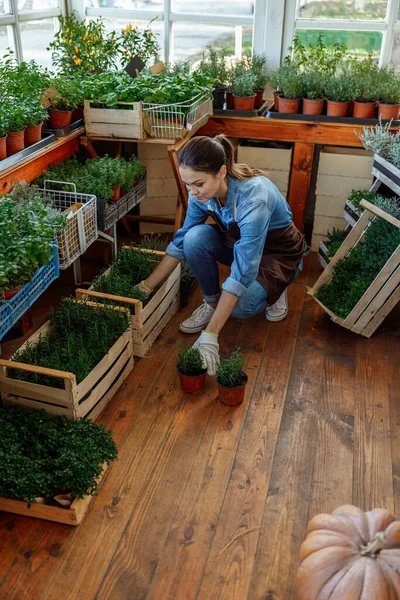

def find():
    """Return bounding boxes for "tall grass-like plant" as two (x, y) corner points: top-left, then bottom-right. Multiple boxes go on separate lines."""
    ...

(177, 346), (205, 376)
(216, 348), (245, 388)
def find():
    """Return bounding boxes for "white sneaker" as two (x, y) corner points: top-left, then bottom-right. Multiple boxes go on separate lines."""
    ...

(180, 301), (215, 334)
(266, 288), (288, 322)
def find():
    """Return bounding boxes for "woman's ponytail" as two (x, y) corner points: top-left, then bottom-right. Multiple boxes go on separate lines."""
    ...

(178, 134), (266, 180)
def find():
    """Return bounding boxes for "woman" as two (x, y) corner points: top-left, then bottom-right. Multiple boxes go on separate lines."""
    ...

(135, 135), (305, 376)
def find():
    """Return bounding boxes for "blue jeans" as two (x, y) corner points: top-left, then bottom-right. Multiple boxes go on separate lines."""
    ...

(183, 224), (270, 319)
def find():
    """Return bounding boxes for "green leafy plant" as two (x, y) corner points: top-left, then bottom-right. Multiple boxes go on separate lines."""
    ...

(198, 45), (228, 88)
(266, 69), (281, 93)
(388, 141), (400, 169)
(323, 73), (355, 102)
(350, 54), (380, 103)
(0, 104), (8, 137)
(376, 65), (400, 105)
(357, 120), (399, 158)
(301, 71), (325, 100)
(0, 404), (117, 504)
(119, 18), (160, 66)
(216, 348), (246, 388)
(285, 34), (348, 76)
(232, 71), (256, 98)
(0, 185), (67, 294)
(277, 64), (304, 100)
(250, 54), (268, 91)
(177, 346), (205, 376)
(9, 298), (130, 388)
(325, 228), (349, 259)
(347, 189), (385, 209)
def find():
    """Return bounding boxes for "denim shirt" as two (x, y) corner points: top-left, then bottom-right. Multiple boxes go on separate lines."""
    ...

(166, 175), (293, 298)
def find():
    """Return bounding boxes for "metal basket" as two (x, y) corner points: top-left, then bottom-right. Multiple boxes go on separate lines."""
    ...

(142, 92), (212, 139)
(97, 169), (147, 231)
(0, 244), (59, 342)
(39, 181), (98, 269)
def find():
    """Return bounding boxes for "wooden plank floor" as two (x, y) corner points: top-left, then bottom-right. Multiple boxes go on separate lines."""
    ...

(0, 253), (399, 600)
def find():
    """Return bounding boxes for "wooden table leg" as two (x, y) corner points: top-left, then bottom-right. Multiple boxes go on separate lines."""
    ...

(287, 142), (315, 232)
(80, 136), (98, 159)
(174, 194), (184, 232)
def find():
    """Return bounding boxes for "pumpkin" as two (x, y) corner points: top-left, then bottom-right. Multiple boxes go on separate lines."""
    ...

(296, 504), (400, 599)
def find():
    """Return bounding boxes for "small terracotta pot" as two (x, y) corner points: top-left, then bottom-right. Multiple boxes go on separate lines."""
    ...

(217, 372), (248, 406)
(233, 94), (256, 111)
(49, 108), (73, 129)
(326, 100), (350, 117)
(226, 91), (235, 110)
(254, 90), (264, 109)
(71, 104), (84, 122)
(212, 87), (226, 110)
(352, 101), (376, 119)
(377, 103), (400, 121)
(6, 131), (25, 156)
(302, 97), (325, 116)
(273, 91), (281, 111)
(0, 134), (7, 160)
(111, 185), (121, 201)
(278, 96), (301, 114)
(178, 370), (207, 394)
(3, 286), (22, 300)
(24, 122), (43, 147)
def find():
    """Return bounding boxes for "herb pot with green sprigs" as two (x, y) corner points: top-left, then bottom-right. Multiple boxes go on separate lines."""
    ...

(177, 345), (207, 394)
(216, 348), (248, 406)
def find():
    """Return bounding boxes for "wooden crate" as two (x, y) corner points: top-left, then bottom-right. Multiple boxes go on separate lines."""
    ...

(372, 153), (400, 196)
(0, 302), (134, 420)
(0, 464), (108, 526)
(76, 248), (181, 358)
(308, 199), (400, 338)
(84, 100), (147, 140)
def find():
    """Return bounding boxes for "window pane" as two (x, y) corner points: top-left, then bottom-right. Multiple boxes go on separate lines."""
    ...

(296, 0), (387, 20)
(0, 0), (11, 14)
(20, 18), (56, 67)
(173, 22), (252, 65)
(0, 25), (13, 54)
(172, 0), (253, 17)
(17, 0), (59, 8)
(85, 0), (162, 10)
(391, 33), (400, 71)
(294, 29), (382, 60)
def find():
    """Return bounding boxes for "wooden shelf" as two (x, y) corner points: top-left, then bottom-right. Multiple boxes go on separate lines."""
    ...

(0, 128), (84, 194)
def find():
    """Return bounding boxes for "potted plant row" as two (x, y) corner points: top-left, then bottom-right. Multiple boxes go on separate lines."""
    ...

(0, 404), (117, 525)
(76, 246), (181, 357)
(267, 35), (400, 119)
(0, 297), (133, 420)
(0, 99), (49, 158)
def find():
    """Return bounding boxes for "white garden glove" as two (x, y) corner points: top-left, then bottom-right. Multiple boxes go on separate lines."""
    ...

(133, 280), (153, 299)
(192, 330), (220, 376)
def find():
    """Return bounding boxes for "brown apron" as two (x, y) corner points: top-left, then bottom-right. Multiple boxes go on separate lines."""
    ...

(213, 220), (306, 306)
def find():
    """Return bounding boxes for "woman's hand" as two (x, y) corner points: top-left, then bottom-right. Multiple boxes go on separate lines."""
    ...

(193, 331), (220, 376)
(133, 281), (153, 299)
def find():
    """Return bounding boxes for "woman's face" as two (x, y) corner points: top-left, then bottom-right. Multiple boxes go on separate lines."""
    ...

(179, 166), (226, 203)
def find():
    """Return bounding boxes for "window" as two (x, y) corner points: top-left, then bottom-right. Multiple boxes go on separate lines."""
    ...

(297, 0), (388, 21)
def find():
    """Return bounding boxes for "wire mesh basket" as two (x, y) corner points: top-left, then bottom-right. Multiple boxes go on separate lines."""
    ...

(97, 169), (147, 231)
(39, 181), (98, 269)
(142, 92), (212, 139)
(0, 244), (59, 342)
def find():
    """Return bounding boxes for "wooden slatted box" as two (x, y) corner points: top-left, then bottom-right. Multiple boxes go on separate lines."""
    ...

(0, 464), (109, 526)
(308, 199), (400, 338)
(0, 302), (134, 420)
(372, 153), (400, 197)
(84, 99), (147, 140)
(77, 248), (181, 358)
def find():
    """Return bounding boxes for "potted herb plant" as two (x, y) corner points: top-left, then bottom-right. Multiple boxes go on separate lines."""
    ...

(0, 105), (8, 160)
(376, 65), (400, 120)
(301, 71), (325, 115)
(198, 46), (228, 110)
(350, 56), (379, 119)
(4, 101), (31, 155)
(266, 69), (282, 111)
(24, 99), (48, 147)
(216, 348), (248, 406)
(276, 64), (304, 114)
(323, 73), (354, 117)
(232, 71), (257, 111)
(176, 345), (207, 393)
(0, 405), (118, 524)
(251, 54), (268, 108)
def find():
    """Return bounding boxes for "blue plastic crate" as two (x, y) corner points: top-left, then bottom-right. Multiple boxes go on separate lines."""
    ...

(0, 244), (60, 342)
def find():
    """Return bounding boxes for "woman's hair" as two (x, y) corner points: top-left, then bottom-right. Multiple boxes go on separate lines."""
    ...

(178, 134), (266, 180)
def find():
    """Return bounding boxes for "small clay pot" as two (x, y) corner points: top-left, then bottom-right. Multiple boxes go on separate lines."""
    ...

(2, 286), (22, 300)
(178, 370), (207, 394)
(254, 90), (264, 109)
(352, 101), (376, 119)
(377, 103), (400, 121)
(24, 122), (43, 147)
(212, 87), (226, 110)
(278, 96), (301, 114)
(0, 134), (7, 160)
(233, 94), (256, 111)
(111, 185), (121, 201)
(217, 372), (248, 406)
(6, 131), (25, 156)
(302, 97), (325, 116)
(326, 100), (350, 117)
(226, 91), (235, 110)
(273, 91), (281, 111)
(49, 108), (73, 129)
